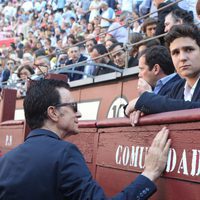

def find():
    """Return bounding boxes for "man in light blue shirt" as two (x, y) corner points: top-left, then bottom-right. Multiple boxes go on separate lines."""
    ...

(137, 45), (180, 96)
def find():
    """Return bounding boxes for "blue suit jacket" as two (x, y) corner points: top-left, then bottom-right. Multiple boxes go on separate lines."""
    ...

(135, 79), (200, 114)
(0, 129), (156, 200)
(157, 74), (181, 96)
(65, 54), (87, 82)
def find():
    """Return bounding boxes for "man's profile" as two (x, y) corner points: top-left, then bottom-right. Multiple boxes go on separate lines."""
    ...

(0, 79), (170, 199)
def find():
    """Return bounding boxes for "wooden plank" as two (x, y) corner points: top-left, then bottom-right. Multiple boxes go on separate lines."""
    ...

(96, 124), (200, 184)
(0, 125), (26, 155)
(96, 166), (200, 200)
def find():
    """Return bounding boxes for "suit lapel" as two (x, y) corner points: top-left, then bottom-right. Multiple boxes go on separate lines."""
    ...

(192, 79), (200, 101)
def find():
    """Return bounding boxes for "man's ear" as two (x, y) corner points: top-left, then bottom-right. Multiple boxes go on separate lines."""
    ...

(153, 64), (161, 75)
(46, 106), (59, 122)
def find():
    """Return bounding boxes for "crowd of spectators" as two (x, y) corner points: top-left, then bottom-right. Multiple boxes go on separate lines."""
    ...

(0, 0), (198, 98)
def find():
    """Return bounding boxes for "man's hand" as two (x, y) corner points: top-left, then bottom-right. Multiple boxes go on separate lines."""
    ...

(142, 127), (171, 182)
(129, 110), (145, 126)
(125, 98), (145, 126)
(137, 78), (152, 95)
(125, 98), (139, 116)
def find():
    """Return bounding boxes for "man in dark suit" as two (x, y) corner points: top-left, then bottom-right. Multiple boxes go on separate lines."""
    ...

(90, 44), (119, 76)
(154, 0), (178, 44)
(137, 45), (180, 96)
(0, 79), (171, 200)
(125, 24), (200, 125)
(65, 45), (87, 81)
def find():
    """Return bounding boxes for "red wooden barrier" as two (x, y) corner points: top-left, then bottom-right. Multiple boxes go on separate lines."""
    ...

(95, 112), (200, 200)
(0, 89), (16, 123)
(0, 85), (199, 199)
(0, 120), (29, 156)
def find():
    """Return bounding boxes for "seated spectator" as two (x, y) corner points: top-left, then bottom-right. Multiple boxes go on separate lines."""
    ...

(65, 46), (87, 81)
(164, 8), (194, 33)
(125, 25), (200, 125)
(98, 27), (107, 44)
(137, 46), (180, 96)
(66, 34), (76, 46)
(137, 38), (161, 54)
(22, 53), (34, 67)
(108, 42), (135, 68)
(154, 0), (179, 44)
(105, 37), (118, 50)
(16, 65), (35, 98)
(34, 56), (50, 76)
(90, 44), (118, 76)
(85, 23), (95, 36)
(5, 59), (18, 86)
(141, 18), (157, 38)
(129, 32), (144, 67)
(57, 53), (68, 68)
(0, 59), (10, 87)
(84, 38), (97, 77)
(132, 12), (142, 33)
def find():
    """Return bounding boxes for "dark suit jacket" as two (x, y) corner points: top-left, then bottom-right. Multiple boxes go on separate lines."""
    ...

(0, 129), (156, 200)
(93, 60), (118, 76)
(65, 54), (87, 81)
(135, 79), (200, 114)
(0, 69), (10, 82)
(155, 1), (178, 44)
(158, 74), (181, 96)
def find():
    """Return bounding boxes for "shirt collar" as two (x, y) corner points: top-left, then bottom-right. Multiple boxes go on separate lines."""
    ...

(25, 128), (61, 141)
(184, 77), (200, 101)
(157, 73), (176, 86)
(153, 73), (176, 94)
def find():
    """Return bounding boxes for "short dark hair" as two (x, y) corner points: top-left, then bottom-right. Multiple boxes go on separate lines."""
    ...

(139, 46), (175, 75)
(165, 24), (200, 48)
(17, 65), (35, 78)
(137, 38), (160, 49)
(86, 38), (97, 45)
(105, 38), (118, 45)
(108, 42), (124, 52)
(24, 79), (69, 130)
(91, 44), (108, 55)
(168, 8), (194, 25)
(142, 18), (157, 33)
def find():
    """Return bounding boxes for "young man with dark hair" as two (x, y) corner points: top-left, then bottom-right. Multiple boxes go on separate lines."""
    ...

(164, 8), (194, 33)
(142, 18), (157, 38)
(84, 38), (98, 77)
(125, 24), (200, 125)
(90, 44), (118, 75)
(0, 79), (171, 199)
(65, 45), (87, 81)
(108, 42), (134, 68)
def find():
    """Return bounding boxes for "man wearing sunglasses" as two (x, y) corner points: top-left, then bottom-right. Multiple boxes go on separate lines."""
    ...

(0, 79), (171, 200)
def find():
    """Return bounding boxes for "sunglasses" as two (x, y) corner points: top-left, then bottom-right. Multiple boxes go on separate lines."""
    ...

(54, 102), (78, 113)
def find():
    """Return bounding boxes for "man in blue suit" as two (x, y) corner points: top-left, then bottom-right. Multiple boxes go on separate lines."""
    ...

(137, 45), (180, 96)
(65, 45), (87, 81)
(0, 79), (170, 199)
(125, 24), (200, 125)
